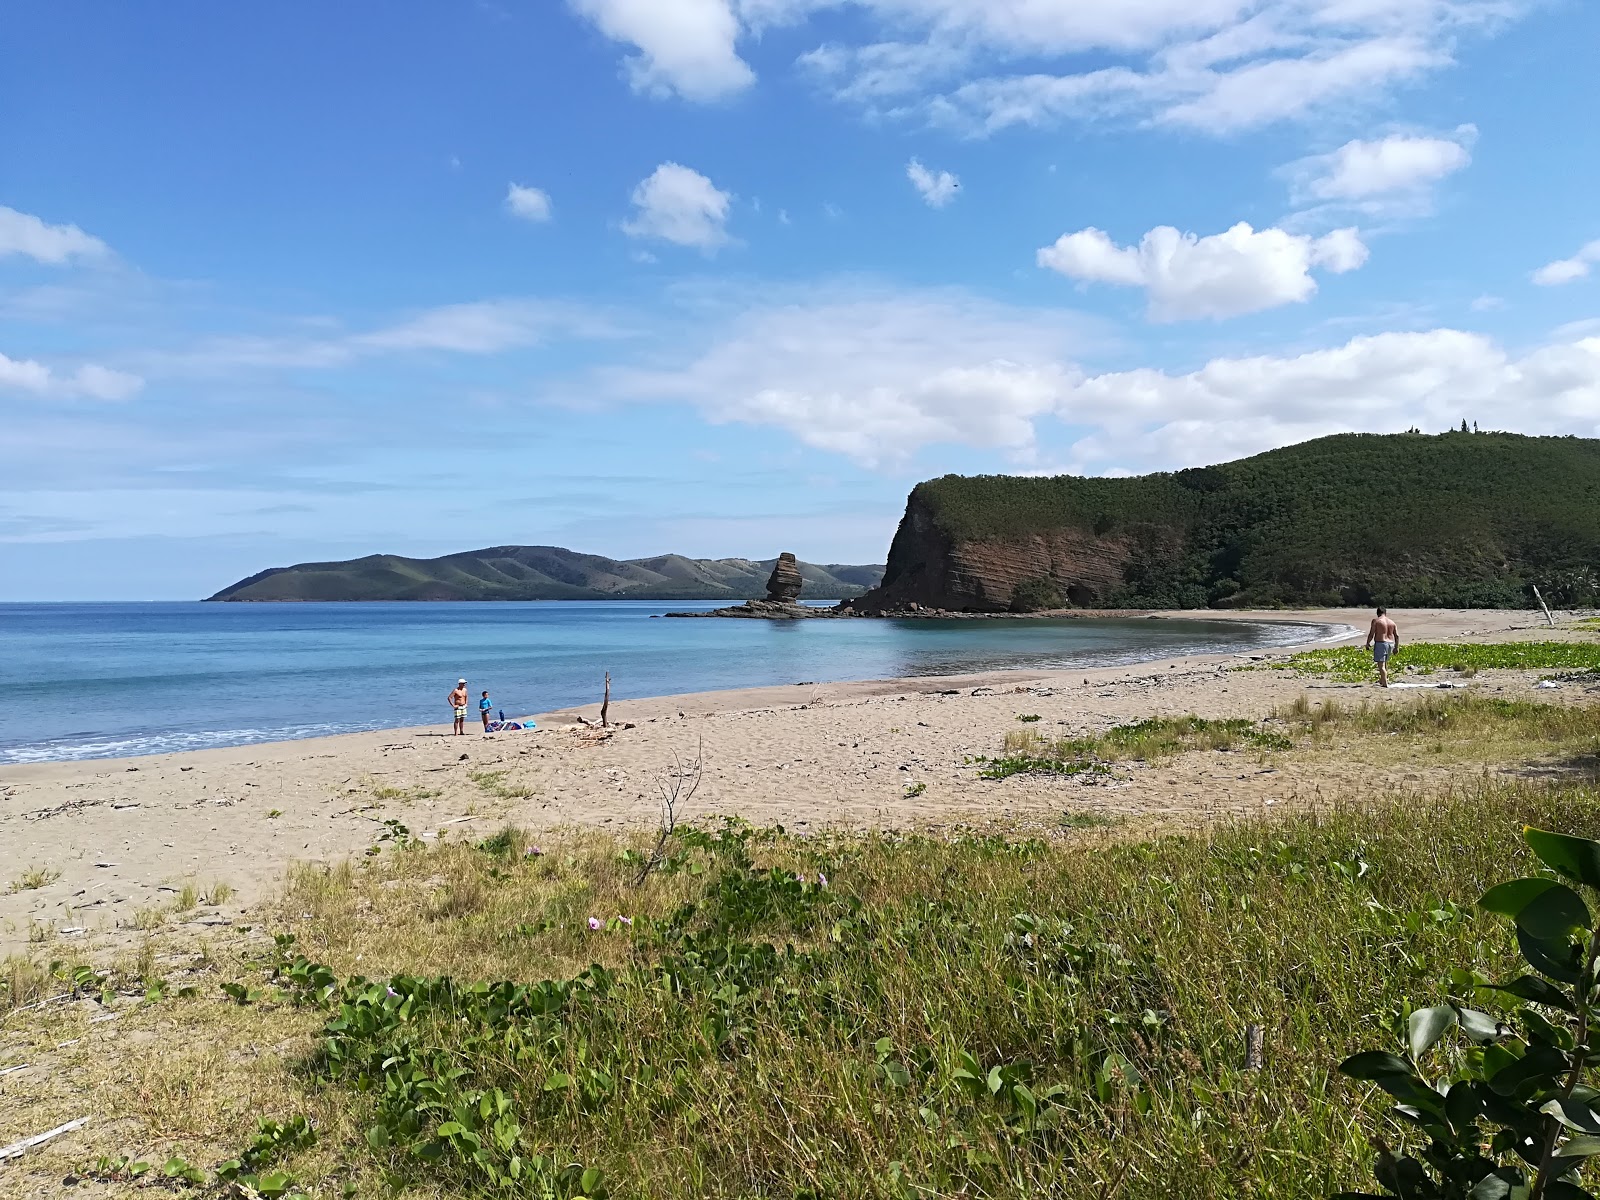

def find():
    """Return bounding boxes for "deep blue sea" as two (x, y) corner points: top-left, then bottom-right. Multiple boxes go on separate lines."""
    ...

(0, 602), (1341, 764)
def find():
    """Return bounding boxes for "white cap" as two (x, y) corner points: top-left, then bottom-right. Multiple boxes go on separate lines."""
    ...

(457, 678), (467, 684)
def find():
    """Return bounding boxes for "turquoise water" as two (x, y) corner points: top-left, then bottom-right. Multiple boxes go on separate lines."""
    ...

(0, 602), (1338, 764)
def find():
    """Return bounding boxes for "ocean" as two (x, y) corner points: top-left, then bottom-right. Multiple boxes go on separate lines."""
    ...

(0, 602), (1342, 764)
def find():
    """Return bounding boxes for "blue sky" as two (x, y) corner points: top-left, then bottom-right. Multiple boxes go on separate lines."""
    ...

(3, 0), (1599, 600)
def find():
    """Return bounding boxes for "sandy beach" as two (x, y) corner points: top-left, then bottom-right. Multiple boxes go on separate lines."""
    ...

(0, 607), (1580, 956)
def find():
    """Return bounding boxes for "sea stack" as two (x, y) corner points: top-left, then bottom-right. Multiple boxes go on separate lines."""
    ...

(765, 552), (804, 603)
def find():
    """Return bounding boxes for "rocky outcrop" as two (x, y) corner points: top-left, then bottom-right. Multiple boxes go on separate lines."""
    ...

(765, 552), (804, 603)
(843, 491), (1163, 614)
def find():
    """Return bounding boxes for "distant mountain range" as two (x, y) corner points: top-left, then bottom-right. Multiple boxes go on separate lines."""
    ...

(207, 546), (886, 602)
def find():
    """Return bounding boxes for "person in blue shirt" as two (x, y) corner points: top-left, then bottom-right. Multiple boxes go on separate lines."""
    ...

(478, 690), (494, 730)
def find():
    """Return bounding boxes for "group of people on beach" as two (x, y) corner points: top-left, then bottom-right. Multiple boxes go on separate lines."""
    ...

(446, 678), (496, 735)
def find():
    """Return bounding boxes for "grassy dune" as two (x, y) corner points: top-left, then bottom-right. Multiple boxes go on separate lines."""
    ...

(5, 695), (1600, 1198)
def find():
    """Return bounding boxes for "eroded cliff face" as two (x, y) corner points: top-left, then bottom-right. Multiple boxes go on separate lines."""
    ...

(848, 492), (1170, 612)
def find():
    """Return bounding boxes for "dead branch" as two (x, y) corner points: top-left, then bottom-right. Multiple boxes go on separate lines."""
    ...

(634, 737), (702, 886)
(601, 672), (612, 728)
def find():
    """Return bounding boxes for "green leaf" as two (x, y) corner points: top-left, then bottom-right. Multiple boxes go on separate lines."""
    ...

(1557, 1134), (1600, 1158)
(1526, 828), (1600, 889)
(543, 1072), (573, 1092)
(1485, 975), (1578, 1014)
(1409, 1006), (1458, 1057)
(1482, 878), (1563, 920)
(1543, 1098), (1600, 1133)
(1488, 1044), (1568, 1097)
(1340, 1051), (1414, 1081)
(1518, 927), (1584, 984)
(436, 1121), (465, 1137)
(1518, 884), (1593, 940)
(1455, 1008), (1505, 1044)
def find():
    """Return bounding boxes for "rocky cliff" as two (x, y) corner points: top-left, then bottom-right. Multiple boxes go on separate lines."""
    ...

(846, 432), (1600, 613)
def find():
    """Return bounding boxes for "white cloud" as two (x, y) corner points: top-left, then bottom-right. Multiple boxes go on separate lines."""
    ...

(1284, 127), (1474, 217)
(589, 285), (1100, 466)
(569, 0), (753, 101)
(0, 206), (110, 264)
(1057, 328), (1600, 474)
(621, 163), (734, 251)
(1470, 294), (1505, 312)
(783, 0), (1523, 135)
(583, 282), (1600, 470)
(0, 351), (142, 400)
(1533, 240), (1600, 287)
(151, 300), (622, 373)
(906, 158), (960, 207)
(505, 183), (553, 222)
(1037, 221), (1368, 321)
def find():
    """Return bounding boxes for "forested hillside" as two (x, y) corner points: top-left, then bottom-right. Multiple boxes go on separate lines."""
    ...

(854, 432), (1600, 611)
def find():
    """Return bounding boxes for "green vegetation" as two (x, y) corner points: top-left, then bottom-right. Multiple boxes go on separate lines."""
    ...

(15, 784), (1600, 1197)
(1266, 640), (1600, 682)
(208, 547), (884, 602)
(1339, 824), (1600, 1198)
(1009, 575), (1062, 612)
(973, 715), (1292, 778)
(7, 865), (60, 893)
(899, 432), (1600, 608)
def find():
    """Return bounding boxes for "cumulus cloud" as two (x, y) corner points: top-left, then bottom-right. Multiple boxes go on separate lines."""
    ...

(1284, 127), (1474, 219)
(569, 0), (753, 101)
(906, 158), (960, 207)
(1036, 222), (1368, 321)
(0, 206), (110, 264)
(1057, 329), (1600, 474)
(505, 183), (553, 222)
(783, 0), (1523, 135)
(621, 163), (734, 251)
(0, 351), (142, 400)
(584, 281), (1600, 469)
(1533, 240), (1600, 287)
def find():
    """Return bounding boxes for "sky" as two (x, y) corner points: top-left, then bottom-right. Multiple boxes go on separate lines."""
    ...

(3, 0), (1599, 600)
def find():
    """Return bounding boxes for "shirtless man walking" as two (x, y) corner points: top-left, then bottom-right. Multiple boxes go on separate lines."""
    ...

(448, 678), (469, 735)
(1364, 607), (1400, 687)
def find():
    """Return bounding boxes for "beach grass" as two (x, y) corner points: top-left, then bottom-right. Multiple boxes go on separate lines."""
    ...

(3, 778), (1596, 1198)
(8, 697), (1600, 1198)
(1258, 639), (1600, 682)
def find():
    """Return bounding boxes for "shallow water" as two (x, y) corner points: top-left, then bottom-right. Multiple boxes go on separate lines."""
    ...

(0, 601), (1339, 763)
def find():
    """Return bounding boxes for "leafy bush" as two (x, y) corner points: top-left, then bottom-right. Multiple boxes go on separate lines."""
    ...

(1010, 576), (1063, 612)
(1338, 825), (1600, 1198)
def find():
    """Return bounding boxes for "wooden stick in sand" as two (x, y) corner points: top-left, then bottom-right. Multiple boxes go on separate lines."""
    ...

(601, 672), (611, 728)
(1531, 584), (1556, 628)
(1, 1116), (89, 1160)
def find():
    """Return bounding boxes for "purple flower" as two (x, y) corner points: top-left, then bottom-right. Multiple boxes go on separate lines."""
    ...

(818, 872), (829, 888)
(587, 916), (602, 931)
(385, 985), (399, 998)
(526, 846), (544, 858)
(617, 915), (633, 926)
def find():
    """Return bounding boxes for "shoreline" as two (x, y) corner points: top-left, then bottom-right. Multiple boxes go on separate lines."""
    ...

(0, 607), (1571, 955)
(3, 610), (1343, 770)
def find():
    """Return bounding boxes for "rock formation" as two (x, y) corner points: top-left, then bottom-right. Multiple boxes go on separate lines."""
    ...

(765, 552), (804, 603)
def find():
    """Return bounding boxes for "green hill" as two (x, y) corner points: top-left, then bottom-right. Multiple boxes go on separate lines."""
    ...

(852, 431), (1600, 612)
(207, 547), (884, 602)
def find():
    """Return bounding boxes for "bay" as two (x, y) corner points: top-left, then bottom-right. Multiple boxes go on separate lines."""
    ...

(0, 601), (1338, 763)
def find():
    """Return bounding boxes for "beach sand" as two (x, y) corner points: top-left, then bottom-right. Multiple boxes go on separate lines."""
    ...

(0, 607), (1581, 956)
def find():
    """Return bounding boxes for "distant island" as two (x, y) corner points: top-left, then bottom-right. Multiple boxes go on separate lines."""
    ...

(208, 547), (885, 602)
(849, 431), (1600, 613)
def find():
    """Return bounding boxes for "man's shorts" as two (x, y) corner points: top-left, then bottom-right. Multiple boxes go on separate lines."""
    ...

(454, 706), (467, 718)
(1372, 640), (1395, 664)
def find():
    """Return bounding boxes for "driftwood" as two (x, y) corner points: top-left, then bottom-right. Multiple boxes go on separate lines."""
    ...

(1532, 584), (1556, 628)
(0, 1116), (89, 1160)
(601, 673), (611, 728)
